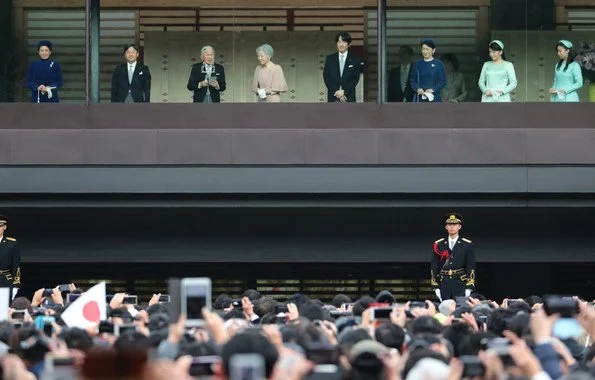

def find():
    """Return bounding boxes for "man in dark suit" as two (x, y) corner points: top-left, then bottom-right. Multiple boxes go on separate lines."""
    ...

(430, 213), (476, 301)
(111, 44), (151, 103)
(0, 215), (21, 294)
(187, 45), (226, 103)
(323, 31), (361, 103)
(387, 45), (415, 102)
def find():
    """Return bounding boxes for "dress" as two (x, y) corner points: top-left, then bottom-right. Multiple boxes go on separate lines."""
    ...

(551, 61), (583, 102)
(478, 61), (517, 102)
(25, 58), (63, 103)
(442, 71), (467, 102)
(252, 62), (288, 103)
(410, 58), (447, 102)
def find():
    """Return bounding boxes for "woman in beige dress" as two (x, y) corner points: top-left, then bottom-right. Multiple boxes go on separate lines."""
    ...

(252, 44), (288, 103)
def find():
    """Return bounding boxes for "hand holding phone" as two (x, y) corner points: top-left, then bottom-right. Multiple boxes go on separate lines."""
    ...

(181, 278), (212, 327)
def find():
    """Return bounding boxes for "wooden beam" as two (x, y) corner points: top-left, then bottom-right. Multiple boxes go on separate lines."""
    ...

(14, 0), (490, 8)
(555, 5), (568, 31)
(554, 0), (595, 6)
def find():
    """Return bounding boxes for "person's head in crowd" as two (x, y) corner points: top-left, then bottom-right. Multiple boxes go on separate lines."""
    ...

(298, 301), (327, 322)
(398, 45), (414, 64)
(253, 297), (277, 318)
(452, 305), (473, 318)
(242, 289), (261, 301)
(488, 39), (506, 61)
(507, 299), (531, 314)
(405, 357), (450, 380)
(407, 333), (452, 360)
(214, 294), (233, 310)
(375, 290), (395, 305)
(438, 299), (456, 316)
(281, 319), (324, 350)
(441, 322), (473, 357)
(223, 307), (245, 321)
(338, 327), (372, 353)
(220, 333), (279, 379)
(178, 340), (218, 358)
(420, 38), (436, 60)
(402, 348), (449, 379)
(259, 312), (278, 325)
(349, 340), (388, 379)
(524, 295), (543, 308)
(470, 292), (487, 301)
(508, 312), (531, 339)
(441, 53), (460, 74)
(374, 323), (405, 353)
(10, 326), (50, 370)
(123, 44), (139, 64)
(224, 318), (252, 337)
(113, 331), (151, 354)
(145, 302), (169, 317)
(410, 316), (444, 336)
(487, 308), (516, 336)
(0, 321), (15, 345)
(109, 308), (132, 325)
(335, 316), (362, 335)
(256, 44), (274, 67)
(147, 312), (169, 332)
(556, 39), (577, 71)
(331, 293), (352, 308)
(286, 293), (310, 308)
(458, 331), (497, 356)
(59, 327), (93, 353)
(352, 296), (375, 317)
(11, 297), (33, 315)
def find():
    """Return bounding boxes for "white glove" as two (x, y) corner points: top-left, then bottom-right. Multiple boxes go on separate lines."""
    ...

(257, 88), (267, 99)
(465, 289), (472, 297)
(556, 90), (566, 99)
(422, 92), (435, 102)
(434, 289), (442, 301)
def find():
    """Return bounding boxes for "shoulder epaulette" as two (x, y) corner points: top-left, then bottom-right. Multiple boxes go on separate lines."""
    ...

(6, 237), (16, 241)
(435, 238), (444, 243)
(462, 238), (472, 243)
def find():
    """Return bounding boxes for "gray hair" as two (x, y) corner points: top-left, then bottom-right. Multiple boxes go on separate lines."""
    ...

(200, 45), (214, 57)
(405, 358), (449, 380)
(438, 299), (455, 316)
(256, 44), (274, 58)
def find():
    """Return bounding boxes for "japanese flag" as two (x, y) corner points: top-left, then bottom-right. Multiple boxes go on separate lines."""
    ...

(61, 282), (107, 329)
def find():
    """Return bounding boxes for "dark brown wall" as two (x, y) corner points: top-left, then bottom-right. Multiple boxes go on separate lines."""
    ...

(1, 103), (594, 165)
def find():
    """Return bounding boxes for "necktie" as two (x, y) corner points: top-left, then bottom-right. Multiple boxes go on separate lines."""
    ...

(339, 54), (345, 77)
(449, 240), (455, 250)
(128, 65), (133, 84)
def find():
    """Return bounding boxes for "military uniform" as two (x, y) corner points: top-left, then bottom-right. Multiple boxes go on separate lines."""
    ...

(0, 216), (21, 290)
(430, 214), (475, 300)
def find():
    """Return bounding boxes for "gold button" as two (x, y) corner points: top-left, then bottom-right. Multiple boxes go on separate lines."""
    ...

(448, 269), (453, 276)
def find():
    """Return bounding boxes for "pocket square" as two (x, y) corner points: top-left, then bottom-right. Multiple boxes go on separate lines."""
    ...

(348, 65), (354, 68)
(139, 71), (143, 75)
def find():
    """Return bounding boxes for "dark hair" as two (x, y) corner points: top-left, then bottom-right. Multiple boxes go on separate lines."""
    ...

(441, 53), (460, 71)
(331, 294), (352, 308)
(488, 42), (507, 61)
(223, 308), (245, 321)
(337, 328), (371, 352)
(420, 39), (436, 49)
(556, 43), (578, 72)
(123, 44), (138, 53)
(253, 297), (278, 318)
(59, 327), (94, 353)
(374, 324), (405, 352)
(221, 333), (279, 378)
(113, 331), (151, 353)
(352, 296), (375, 317)
(335, 31), (353, 45)
(410, 316), (444, 335)
(242, 289), (262, 301)
(298, 301), (327, 322)
(213, 294), (232, 310)
(0, 321), (15, 345)
(375, 290), (395, 304)
(399, 45), (414, 56)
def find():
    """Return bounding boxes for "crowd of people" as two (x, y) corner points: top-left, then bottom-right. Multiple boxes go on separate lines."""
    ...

(1, 282), (595, 380)
(25, 31), (585, 104)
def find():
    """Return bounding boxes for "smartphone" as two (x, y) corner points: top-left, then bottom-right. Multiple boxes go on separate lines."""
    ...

(181, 278), (212, 327)
(159, 294), (171, 303)
(189, 355), (219, 376)
(58, 284), (71, 292)
(370, 307), (392, 321)
(544, 295), (578, 318)
(305, 346), (340, 364)
(410, 301), (427, 309)
(34, 315), (55, 336)
(455, 296), (467, 308)
(275, 304), (288, 314)
(44, 354), (77, 377)
(114, 323), (138, 337)
(122, 295), (138, 305)
(478, 315), (488, 324)
(12, 309), (27, 320)
(461, 355), (485, 377)
(231, 299), (242, 308)
(67, 293), (82, 303)
(487, 338), (513, 367)
(98, 321), (115, 334)
(229, 353), (265, 380)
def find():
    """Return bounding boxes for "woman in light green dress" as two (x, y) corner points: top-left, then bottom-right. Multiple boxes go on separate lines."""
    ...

(478, 40), (517, 102)
(550, 40), (583, 102)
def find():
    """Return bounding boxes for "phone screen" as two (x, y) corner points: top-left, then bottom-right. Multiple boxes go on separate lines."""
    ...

(185, 283), (209, 319)
(372, 307), (392, 319)
(159, 294), (171, 303)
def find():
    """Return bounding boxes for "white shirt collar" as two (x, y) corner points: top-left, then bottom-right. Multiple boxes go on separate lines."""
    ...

(128, 61), (137, 69)
(339, 52), (347, 59)
(449, 235), (459, 243)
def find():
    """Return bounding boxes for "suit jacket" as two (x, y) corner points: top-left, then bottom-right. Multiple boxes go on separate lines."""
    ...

(323, 51), (361, 102)
(0, 236), (21, 286)
(187, 62), (226, 103)
(387, 64), (414, 102)
(111, 62), (151, 103)
(430, 237), (475, 290)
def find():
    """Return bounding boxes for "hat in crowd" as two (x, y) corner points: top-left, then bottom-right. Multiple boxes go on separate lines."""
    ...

(37, 40), (53, 50)
(0, 215), (6, 226)
(349, 340), (388, 362)
(376, 290), (395, 304)
(421, 38), (435, 49)
(490, 40), (504, 50)
(444, 213), (463, 225)
(559, 39), (573, 49)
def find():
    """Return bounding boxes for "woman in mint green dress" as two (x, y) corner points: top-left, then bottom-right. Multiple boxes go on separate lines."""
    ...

(550, 40), (583, 102)
(478, 40), (517, 102)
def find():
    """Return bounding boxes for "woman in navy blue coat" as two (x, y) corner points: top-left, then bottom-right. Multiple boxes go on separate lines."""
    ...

(410, 38), (447, 102)
(25, 40), (63, 103)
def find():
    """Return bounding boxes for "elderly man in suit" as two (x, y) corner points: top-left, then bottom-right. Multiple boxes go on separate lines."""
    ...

(187, 45), (226, 103)
(387, 45), (415, 102)
(111, 44), (151, 103)
(322, 31), (361, 103)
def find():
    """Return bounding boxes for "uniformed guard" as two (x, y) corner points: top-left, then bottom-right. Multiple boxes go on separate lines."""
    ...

(0, 215), (21, 293)
(430, 213), (475, 301)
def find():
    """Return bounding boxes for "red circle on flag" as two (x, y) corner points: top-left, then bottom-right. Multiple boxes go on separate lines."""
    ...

(82, 301), (101, 322)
